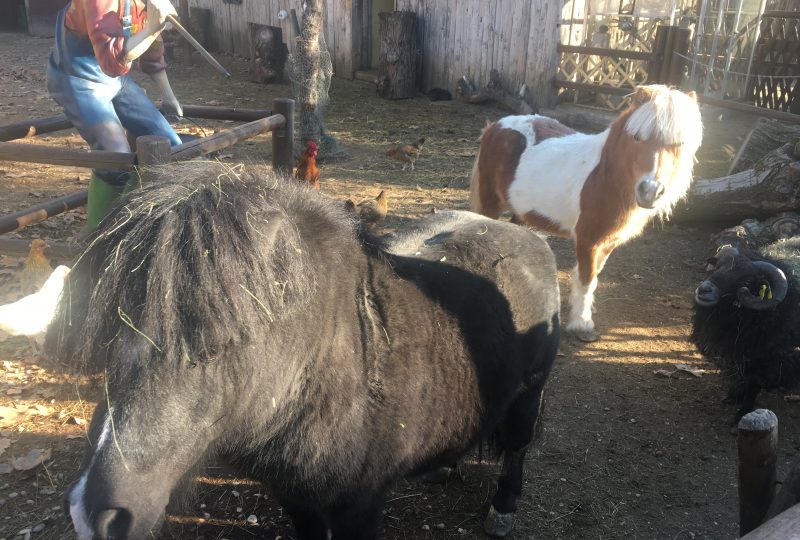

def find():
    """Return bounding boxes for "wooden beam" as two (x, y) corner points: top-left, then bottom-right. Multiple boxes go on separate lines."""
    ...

(553, 79), (633, 97)
(170, 114), (285, 162)
(552, 80), (800, 124)
(763, 10), (800, 18)
(557, 43), (655, 62)
(0, 190), (88, 235)
(0, 114), (72, 142)
(0, 105), (274, 144)
(0, 142), (136, 169)
(164, 104), (273, 122)
(698, 95), (800, 125)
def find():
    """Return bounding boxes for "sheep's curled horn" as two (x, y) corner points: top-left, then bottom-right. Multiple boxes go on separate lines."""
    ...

(738, 261), (789, 310)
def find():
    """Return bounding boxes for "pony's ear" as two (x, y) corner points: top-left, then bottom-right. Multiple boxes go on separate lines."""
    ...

(687, 90), (698, 101)
(633, 86), (655, 104)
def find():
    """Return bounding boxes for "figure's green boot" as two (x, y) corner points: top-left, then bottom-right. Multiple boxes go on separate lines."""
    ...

(85, 172), (140, 235)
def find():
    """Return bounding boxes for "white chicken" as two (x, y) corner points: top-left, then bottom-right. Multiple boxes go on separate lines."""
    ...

(0, 265), (71, 350)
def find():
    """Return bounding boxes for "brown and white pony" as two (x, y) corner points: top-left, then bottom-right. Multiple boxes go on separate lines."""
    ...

(469, 85), (703, 339)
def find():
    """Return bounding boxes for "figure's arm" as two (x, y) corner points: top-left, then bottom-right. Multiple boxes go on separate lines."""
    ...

(81, 0), (176, 77)
(123, 0), (177, 64)
(149, 69), (183, 117)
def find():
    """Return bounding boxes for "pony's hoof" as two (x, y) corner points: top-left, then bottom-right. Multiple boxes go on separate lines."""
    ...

(575, 330), (600, 343)
(484, 505), (516, 538)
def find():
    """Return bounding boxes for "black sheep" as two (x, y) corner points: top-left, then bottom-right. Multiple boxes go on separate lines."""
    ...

(691, 244), (800, 423)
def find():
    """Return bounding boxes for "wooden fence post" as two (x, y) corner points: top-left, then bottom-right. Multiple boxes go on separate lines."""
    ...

(271, 98), (295, 175)
(136, 135), (172, 185)
(738, 409), (779, 536)
(178, 0), (194, 65)
(648, 25), (669, 83)
(667, 28), (691, 86)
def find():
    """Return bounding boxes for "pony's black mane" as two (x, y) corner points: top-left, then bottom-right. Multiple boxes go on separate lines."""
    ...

(46, 163), (357, 374)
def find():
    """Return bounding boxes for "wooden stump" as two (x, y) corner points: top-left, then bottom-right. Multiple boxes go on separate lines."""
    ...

(738, 409), (779, 536)
(377, 11), (418, 100)
(188, 7), (211, 50)
(248, 23), (288, 84)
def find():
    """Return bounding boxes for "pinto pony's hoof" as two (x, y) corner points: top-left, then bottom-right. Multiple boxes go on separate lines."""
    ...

(565, 321), (599, 343)
(484, 505), (516, 538)
(574, 330), (600, 343)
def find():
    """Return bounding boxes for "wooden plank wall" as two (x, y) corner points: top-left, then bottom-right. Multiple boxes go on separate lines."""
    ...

(187, 0), (560, 106)
(397, 0), (559, 107)
(189, 0), (354, 78)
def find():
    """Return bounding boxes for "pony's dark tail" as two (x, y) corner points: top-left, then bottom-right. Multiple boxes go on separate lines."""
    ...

(468, 143), (483, 214)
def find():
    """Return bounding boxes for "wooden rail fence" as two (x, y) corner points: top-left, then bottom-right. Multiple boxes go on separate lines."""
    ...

(0, 99), (295, 245)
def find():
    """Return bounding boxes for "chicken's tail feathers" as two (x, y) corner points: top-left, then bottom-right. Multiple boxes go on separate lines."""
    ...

(412, 137), (426, 149)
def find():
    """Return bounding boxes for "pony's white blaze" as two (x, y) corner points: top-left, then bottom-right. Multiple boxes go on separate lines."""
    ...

(502, 115), (609, 235)
(69, 410), (114, 540)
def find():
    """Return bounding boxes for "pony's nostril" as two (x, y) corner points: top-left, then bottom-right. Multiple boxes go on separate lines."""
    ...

(95, 508), (133, 539)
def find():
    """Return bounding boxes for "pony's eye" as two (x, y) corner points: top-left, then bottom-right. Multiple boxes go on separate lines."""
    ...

(633, 133), (642, 142)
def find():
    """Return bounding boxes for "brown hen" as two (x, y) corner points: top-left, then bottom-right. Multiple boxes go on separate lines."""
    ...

(385, 138), (425, 170)
(355, 190), (388, 229)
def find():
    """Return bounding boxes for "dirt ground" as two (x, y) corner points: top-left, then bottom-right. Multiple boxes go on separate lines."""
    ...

(1, 30), (799, 540)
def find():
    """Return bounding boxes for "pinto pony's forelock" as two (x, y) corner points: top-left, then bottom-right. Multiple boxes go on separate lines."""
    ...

(45, 162), (344, 374)
(623, 85), (703, 218)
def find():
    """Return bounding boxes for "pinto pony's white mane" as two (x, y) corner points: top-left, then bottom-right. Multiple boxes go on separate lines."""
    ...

(623, 85), (703, 219)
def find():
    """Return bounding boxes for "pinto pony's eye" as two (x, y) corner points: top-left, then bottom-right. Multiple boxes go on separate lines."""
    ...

(633, 133), (643, 142)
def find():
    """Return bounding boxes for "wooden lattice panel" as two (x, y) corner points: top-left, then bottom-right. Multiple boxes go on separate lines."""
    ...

(749, 16), (800, 111)
(558, 51), (651, 109)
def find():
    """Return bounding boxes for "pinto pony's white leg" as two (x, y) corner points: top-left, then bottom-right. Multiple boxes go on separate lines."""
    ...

(566, 266), (597, 334)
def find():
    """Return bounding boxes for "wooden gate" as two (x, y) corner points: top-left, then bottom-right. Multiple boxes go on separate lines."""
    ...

(555, 25), (692, 109)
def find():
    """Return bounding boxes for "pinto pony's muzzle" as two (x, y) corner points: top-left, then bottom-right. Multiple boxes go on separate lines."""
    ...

(635, 177), (665, 209)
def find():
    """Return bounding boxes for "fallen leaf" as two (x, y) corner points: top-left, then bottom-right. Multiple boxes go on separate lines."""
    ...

(0, 406), (20, 427)
(30, 404), (52, 416)
(11, 448), (51, 471)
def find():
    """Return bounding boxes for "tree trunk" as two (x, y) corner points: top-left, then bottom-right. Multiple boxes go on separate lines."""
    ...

(296, 0), (323, 144)
(674, 142), (800, 223)
(729, 118), (800, 175)
(377, 11), (418, 100)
